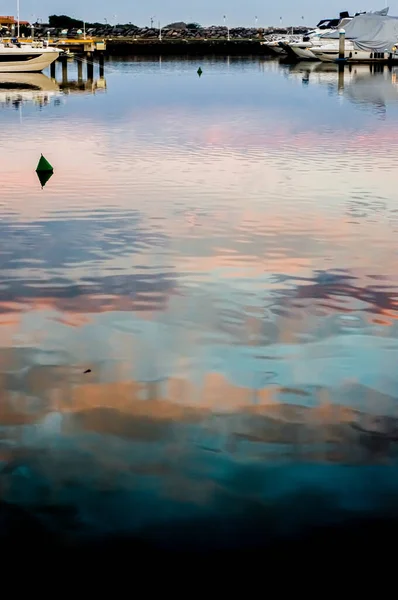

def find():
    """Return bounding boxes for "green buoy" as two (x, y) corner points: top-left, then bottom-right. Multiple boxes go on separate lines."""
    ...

(197, 67), (203, 76)
(36, 154), (53, 173)
(36, 154), (54, 188)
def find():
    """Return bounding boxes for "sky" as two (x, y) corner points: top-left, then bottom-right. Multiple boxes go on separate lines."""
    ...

(1, 0), (393, 27)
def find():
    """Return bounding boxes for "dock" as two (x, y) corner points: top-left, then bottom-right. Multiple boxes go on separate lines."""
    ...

(49, 37), (106, 55)
(9, 37), (106, 55)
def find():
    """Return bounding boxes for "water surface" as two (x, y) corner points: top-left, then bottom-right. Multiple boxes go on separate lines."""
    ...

(1, 57), (398, 551)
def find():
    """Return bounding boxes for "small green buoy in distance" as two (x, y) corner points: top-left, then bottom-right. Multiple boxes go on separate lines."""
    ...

(36, 154), (53, 173)
(197, 67), (203, 77)
(36, 154), (54, 189)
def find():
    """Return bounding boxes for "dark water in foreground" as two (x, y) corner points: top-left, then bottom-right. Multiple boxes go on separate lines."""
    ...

(1, 57), (398, 560)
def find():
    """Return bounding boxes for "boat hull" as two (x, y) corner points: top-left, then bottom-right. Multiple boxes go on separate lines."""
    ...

(279, 42), (319, 61)
(270, 45), (286, 55)
(313, 50), (392, 62)
(0, 50), (60, 73)
(290, 45), (319, 60)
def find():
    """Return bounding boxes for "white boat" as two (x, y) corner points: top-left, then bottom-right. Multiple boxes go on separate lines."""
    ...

(261, 35), (301, 55)
(0, 40), (59, 73)
(284, 15), (354, 60)
(311, 11), (398, 63)
(265, 13), (355, 58)
(311, 41), (397, 62)
(281, 8), (390, 61)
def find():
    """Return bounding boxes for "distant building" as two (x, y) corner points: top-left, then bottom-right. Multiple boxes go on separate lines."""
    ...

(0, 15), (30, 27)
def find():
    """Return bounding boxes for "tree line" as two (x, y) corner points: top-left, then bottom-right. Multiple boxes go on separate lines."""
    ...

(46, 15), (201, 29)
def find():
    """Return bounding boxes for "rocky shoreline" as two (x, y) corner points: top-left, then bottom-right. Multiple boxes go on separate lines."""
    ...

(101, 27), (308, 55)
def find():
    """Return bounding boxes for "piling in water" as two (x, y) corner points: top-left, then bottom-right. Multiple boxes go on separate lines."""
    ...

(339, 29), (346, 61)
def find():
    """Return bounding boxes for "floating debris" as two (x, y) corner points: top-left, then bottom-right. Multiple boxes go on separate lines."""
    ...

(197, 67), (203, 76)
(36, 154), (54, 189)
(83, 369), (92, 374)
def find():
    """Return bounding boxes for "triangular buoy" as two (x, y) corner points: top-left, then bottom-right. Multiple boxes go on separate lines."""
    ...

(197, 67), (203, 76)
(36, 154), (53, 173)
(36, 169), (53, 189)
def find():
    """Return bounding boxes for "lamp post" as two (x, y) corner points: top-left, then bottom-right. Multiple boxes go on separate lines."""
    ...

(158, 20), (162, 41)
(30, 14), (35, 40)
(223, 15), (230, 41)
(17, 0), (20, 38)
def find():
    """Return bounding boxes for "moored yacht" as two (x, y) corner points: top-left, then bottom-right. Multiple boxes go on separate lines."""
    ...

(0, 40), (60, 73)
(261, 35), (301, 55)
(280, 7), (389, 61)
(311, 11), (398, 63)
(282, 13), (355, 60)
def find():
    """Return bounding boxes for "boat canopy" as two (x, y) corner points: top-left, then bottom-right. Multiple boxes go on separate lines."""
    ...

(321, 11), (398, 52)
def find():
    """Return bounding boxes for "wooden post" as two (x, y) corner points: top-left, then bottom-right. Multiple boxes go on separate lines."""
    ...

(99, 53), (104, 78)
(339, 28), (345, 60)
(50, 60), (56, 79)
(61, 55), (68, 85)
(77, 59), (83, 82)
(338, 63), (344, 92)
(86, 55), (94, 81)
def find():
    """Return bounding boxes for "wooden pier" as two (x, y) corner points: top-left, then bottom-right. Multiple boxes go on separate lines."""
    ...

(50, 52), (105, 84)
(9, 37), (106, 55)
(49, 37), (106, 54)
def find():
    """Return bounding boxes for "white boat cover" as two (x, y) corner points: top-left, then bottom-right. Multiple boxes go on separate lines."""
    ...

(322, 11), (398, 52)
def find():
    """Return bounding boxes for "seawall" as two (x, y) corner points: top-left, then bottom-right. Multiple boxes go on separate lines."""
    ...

(105, 39), (271, 56)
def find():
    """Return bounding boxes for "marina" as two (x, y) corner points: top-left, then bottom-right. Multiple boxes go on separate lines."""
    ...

(2, 2), (398, 567)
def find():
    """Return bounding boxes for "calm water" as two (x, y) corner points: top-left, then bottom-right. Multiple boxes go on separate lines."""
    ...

(1, 56), (398, 550)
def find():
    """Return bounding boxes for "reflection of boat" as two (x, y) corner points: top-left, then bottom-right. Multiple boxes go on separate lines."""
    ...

(0, 73), (60, 105)
(344, 67), (398, 107)
(287, 61), (398, 109)
(0, 41), (60, 73)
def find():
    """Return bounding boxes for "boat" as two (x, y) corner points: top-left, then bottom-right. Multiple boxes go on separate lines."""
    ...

(261, 34), (301, 55)
(280, 7), (390, 61)
(281, 13), (355, 60)
(0, 40), (60, 73)
(263, 12), (356, 57)
(311, 11), (398, 63)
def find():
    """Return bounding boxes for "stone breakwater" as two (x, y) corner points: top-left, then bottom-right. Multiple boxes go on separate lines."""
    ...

(45, 24), (308, 40)
(101, 29), (308, 55)
(101, 25), (308, 40)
